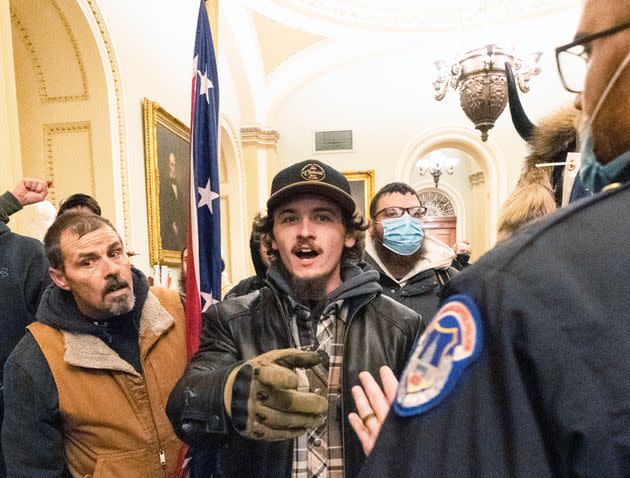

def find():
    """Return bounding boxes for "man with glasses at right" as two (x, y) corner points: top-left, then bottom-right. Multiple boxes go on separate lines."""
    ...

(364, 182), (457, 323)
(352, 1), (630, 475)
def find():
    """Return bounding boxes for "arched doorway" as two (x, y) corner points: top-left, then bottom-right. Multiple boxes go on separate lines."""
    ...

(397, 127), (506, 257)
(418, 189), (456, 247)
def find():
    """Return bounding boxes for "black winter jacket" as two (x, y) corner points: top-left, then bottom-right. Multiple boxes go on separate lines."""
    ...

(364, 252), (456, 325)
(167, 274), (421, 478)
(0, 222), (49, 379)
(0, 221), (49, 477)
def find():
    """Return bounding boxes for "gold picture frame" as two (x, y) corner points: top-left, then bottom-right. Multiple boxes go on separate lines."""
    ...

(342, 170), (375, 219)
(143, 98), (190, 266)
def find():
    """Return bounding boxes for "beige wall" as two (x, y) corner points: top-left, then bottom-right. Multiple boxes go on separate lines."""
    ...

(0, 0), (22, 197)
(5, 0), (128, 241)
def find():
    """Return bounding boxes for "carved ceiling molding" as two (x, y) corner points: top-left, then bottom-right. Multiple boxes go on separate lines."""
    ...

(84, 0), (130, 245)
(10, 0), (89, 103)
(43, 121), (93, 204)
(240, 125), (280, 148)
(469, 171), (485, 185)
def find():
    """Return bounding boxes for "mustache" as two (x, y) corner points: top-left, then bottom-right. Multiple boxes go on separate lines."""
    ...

(291, 240), (321, 254)
(102, 276), (129, 298)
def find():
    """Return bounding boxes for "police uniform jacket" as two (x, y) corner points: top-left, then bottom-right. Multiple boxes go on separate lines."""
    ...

(362, 181), (630, 477)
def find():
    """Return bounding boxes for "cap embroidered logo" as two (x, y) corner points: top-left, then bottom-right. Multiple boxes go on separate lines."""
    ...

(301, 163), (326, 181)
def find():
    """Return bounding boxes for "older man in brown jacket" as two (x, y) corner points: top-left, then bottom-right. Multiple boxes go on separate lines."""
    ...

(2, 213), (186, 478)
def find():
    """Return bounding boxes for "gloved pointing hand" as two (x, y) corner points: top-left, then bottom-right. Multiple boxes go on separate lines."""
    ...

(224, 348), (328, 441)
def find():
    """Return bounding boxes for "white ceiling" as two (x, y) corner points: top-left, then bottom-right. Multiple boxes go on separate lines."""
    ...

(241, 0), (580, 33)
(221, 0), (582, 124)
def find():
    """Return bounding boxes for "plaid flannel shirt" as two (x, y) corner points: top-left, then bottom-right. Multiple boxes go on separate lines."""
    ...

(288, 298), (347, 478)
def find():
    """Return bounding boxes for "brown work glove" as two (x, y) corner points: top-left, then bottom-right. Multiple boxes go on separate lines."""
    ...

(224, 348), (328, 441)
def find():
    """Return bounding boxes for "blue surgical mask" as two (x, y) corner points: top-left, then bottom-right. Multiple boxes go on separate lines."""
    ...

(381, 215), (424, 256)
(570, 49), (630, 202)
(570, 132), (630, 201)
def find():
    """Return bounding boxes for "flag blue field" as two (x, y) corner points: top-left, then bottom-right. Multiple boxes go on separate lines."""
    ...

(185, 0), (220, 357)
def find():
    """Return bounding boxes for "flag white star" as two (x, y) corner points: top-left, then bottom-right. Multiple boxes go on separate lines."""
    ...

(197, 69), (213, 103)
(197, 178), (219, 213)
(200, 292), (217, 312)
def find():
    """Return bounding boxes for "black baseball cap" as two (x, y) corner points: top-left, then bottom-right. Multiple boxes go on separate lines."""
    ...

(267, 160), (356, 216)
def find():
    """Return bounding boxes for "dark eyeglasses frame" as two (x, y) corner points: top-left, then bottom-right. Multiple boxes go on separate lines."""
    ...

(555, 21), (630, 93)
(372, 206), (428, 220)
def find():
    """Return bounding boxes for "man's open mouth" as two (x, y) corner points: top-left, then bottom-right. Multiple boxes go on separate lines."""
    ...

(293, 247), (320, 260)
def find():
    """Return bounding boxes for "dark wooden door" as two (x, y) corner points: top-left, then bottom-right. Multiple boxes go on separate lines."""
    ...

(423, 216), (456, 246)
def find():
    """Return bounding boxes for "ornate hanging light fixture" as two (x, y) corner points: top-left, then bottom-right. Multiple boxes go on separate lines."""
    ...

(416, 153), (458, 188)
(433, 45), (541, 141)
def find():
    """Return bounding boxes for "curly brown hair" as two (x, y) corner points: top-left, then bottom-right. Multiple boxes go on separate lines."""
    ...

(253, 198), (367, 265)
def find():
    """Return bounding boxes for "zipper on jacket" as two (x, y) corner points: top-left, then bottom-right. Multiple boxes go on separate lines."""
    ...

(138, 306), (176, 473)
(137, 366), (168, 474)
(268, 285), (295, 346)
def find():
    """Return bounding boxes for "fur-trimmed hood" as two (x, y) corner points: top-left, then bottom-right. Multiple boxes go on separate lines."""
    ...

(517, 105), (580, 188)
(498, 105), (580, 241)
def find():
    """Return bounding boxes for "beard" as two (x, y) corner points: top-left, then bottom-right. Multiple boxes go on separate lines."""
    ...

(276, 257), (330, 304)
(371, 225), (427, 270)
(106, 294), (136, 316)
(102, 276), (135, 316)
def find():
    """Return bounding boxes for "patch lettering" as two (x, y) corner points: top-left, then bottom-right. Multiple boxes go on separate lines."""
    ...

(394, 294), (483, 416)
(300, 163), (326, 181)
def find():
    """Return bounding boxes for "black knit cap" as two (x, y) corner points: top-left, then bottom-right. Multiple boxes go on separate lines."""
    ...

(267, 160), (356, 216)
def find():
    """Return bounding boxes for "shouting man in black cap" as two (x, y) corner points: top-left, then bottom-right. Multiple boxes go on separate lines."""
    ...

(167, 160), (421, 478)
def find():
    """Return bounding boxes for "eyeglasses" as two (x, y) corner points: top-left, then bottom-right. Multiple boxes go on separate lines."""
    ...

(555, 21), (630, 93)
(372, 206), (427, 220)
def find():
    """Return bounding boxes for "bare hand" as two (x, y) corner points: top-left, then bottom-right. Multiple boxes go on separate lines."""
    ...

(348, 366), (398, 456)
(12, 178), (52, 206)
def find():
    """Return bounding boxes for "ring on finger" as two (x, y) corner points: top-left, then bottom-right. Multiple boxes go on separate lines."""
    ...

(361, 412), (376, 426)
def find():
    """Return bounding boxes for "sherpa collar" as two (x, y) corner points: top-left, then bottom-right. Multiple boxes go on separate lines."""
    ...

(62, 292), (175, 376)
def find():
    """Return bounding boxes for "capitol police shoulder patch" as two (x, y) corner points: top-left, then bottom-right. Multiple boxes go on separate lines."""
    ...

(394, 294), (483, 416)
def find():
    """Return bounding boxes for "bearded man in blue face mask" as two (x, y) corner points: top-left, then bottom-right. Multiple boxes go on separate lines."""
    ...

(364, 182), (457, 325)
(349, 1), (630, 474)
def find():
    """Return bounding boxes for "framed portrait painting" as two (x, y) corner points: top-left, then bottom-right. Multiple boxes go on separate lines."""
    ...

(342, 170), (375, 219)
(143, 98), (190, 266)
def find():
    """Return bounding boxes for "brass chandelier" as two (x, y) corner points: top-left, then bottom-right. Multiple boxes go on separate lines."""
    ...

(433, 45), (541, 141)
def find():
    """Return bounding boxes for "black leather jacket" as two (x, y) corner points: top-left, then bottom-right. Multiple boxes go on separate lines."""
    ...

(167, 282), (421, 478)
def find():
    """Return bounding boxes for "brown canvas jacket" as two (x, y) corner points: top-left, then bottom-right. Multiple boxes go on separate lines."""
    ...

(27, 289), (186, 478)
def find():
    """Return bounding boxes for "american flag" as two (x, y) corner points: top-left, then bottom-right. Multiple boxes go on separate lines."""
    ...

(185, 0), (221, 359)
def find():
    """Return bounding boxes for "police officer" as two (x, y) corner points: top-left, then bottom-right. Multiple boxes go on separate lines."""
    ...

(352, 1), (630, 475)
